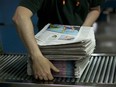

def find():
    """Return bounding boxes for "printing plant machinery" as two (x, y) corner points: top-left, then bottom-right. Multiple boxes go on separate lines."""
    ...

(0, 53), (116, 87)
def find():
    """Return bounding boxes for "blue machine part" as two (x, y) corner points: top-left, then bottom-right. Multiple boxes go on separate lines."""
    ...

(0, 0), (38, 53)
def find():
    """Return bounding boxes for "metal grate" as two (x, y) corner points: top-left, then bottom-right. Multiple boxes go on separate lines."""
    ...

(0, 54), (116, 84)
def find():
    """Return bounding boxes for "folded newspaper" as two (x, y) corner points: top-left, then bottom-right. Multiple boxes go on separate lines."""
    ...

(27, 23), (96, 78)
(35, 23), (95, 46)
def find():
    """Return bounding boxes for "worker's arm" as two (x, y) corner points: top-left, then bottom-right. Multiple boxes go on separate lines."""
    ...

(12, 6), (59, 80)
(82, 6), (101, 27)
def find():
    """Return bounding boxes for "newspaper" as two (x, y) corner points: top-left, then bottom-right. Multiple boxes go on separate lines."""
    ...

(27, 23), (96, 78)
(75, 56), (91, 78)
(35, 23), (94, 46)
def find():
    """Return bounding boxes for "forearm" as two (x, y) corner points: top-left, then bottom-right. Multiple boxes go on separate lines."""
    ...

(83, 6), (101, 27)
(12, 7), (43, 59)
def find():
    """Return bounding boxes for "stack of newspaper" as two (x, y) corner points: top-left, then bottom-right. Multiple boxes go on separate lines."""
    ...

(35, 23), (95, 58)
(27, 23), (96, 78)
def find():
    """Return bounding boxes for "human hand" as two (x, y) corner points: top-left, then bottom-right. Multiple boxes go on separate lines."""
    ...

(31, 55), (59, 80)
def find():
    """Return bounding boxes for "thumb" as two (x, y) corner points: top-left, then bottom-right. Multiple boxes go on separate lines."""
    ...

(49, 62), (60, 72)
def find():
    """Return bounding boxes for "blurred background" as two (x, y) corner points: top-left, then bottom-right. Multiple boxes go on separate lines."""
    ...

(0, 0), (116, 54)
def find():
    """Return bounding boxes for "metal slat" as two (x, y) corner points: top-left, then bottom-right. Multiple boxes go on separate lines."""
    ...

(0, 55), (14, 68)
(0, 54), (116, 85)
(0, 55), (21, 78)
(8, 55), (27, 80)
(99, 56), (110, 83)
(94, 56), (106, 83)
(0, 55), (25, 79)
(104, 56), (114, 83)
(16, 65), (28, 80)
(0, 55), (8, 61)
(5, 55), (28, 81)
(89, 56), (102, 82)
(84, 56), (98, 82)
(7, 62), (26, 80)
(114, 57), (116, 83)
(78, 57), (93, 82)
(108, 56), (116, 83)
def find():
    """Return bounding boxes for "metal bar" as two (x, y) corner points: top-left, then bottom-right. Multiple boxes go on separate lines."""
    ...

(89, 56), (102, 82)
(7, 61), (26, 80)
(0, 55), (7, 61)
(0, 55), (21, 78)
(0, 55), (24, 79)
(113, 57), (116, 83)
(85, 56), (98, 82)
(99, 56), (109, 83)
(103, 56), (113, 83)
(0, 55), (14, 67)
(6, 55), (27, 80)
(79, 57), (94, 82)
(108, 56), (116, 83)
(94, 57), (106, 83)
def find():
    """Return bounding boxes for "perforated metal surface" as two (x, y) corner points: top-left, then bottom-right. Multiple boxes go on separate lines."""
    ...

(0, 54), (116, 85)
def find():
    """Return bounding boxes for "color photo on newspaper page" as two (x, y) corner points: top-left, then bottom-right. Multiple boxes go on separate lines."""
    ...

(35, 23), (93, 46)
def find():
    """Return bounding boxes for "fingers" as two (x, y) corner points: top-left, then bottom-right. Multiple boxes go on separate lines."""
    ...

(34, 68), (54, 81)
(42, 73), (48, 80)
(34, 72), (54, 81)
(47, 71), (54, 80)
(32, 58), (59, 81)
(42, 72), (54, 80)
(33, 66), (44, 80)
(38, 75), (43, 80)
(49, 61), (60, 72)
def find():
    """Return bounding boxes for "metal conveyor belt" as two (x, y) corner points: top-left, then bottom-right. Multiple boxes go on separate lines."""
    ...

(0, 54), (116, 86)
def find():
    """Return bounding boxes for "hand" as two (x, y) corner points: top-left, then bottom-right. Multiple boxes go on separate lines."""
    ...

(31, 55), (59, 80)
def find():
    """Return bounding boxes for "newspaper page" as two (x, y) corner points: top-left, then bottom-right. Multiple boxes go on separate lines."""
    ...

(35, 23), (93, 46)
(75, 56), (91, 78)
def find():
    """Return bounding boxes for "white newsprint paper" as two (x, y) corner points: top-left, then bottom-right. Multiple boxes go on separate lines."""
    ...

(35, 23), (94, 46)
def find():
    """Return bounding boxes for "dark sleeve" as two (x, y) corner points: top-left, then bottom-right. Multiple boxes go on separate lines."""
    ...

(19, 0), (44, 14)
(88, 0), (105, 7)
